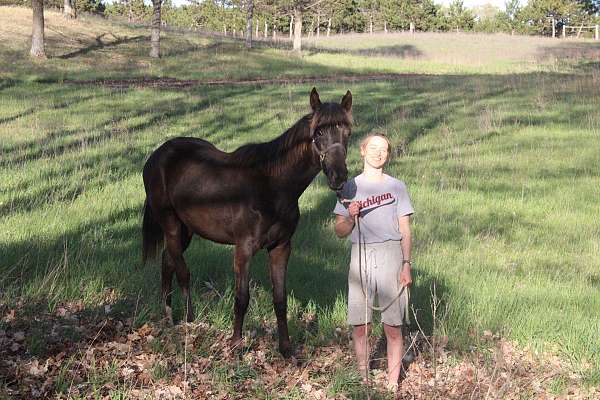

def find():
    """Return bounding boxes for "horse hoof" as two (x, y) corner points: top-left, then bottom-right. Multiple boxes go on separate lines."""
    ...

(164, 307), (174, 326)
(279, 343), (294, 358)
(229, 336), (243, 351)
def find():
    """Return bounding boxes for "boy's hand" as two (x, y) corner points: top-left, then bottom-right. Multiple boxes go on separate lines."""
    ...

(348, 202), (361, 218)
(400, 264), (412, 287)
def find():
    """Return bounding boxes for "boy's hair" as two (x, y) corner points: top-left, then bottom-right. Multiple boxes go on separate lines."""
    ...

(360, 133), (393, 161)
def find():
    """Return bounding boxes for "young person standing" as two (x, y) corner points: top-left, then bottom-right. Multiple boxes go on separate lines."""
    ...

(333, 133), (414, 391)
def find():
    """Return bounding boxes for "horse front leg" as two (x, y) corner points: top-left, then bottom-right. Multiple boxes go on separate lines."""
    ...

(231, 243), (253, 350)
(268, 241), (292, 358)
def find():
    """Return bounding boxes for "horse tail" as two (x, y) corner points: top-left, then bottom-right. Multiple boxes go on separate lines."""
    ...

(142, 199), (163, 266)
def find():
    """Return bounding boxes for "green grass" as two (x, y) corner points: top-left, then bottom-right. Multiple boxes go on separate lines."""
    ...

(1, 6), (600, 396)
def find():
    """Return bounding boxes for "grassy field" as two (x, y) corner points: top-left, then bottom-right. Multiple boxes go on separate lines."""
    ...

(1, 6), (600, 398)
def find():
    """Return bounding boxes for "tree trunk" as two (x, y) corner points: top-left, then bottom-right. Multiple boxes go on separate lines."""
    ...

(245, 0), (253, 48)
(289, 16), (293, 39)
(30, 0), (46, 58)
(293, 7), (302, 52)
(317, 13), (320, 38)
(255, 19), (259, 37)
(264, 21), (268, 38)
(410, 21), (415, 34)
(63, 0), (76, 19)
(370, 14), (373, 34)
(327, 17), (331, 37)
(128, 0), (133, 22)
(384, 21), (387, 33)
(149, 0), (162, 58)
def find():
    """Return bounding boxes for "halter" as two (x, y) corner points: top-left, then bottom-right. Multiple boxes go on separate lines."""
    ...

(311, 138), (346, 167)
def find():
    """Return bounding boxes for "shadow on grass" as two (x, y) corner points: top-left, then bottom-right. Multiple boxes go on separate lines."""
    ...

(536, 42), (600, 63)
(305, 44), (423, 59)
(57, 33), (146, 60)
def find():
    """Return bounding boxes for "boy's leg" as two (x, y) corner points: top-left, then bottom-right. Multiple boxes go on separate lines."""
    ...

(353, 323), (370, 380)
(383, 323), (404, 387)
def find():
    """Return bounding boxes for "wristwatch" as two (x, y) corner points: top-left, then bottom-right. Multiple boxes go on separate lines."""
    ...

(402, 260), (411, 265)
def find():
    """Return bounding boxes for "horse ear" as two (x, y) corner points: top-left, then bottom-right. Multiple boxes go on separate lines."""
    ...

(310, 87), (321, 111)
(341, 90), (352, 113)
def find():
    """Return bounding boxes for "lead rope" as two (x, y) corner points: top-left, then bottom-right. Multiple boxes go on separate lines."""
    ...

(355, 214), (371, 397)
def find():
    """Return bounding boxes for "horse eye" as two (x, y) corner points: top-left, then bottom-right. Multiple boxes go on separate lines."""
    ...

(317, 130), (324, 137)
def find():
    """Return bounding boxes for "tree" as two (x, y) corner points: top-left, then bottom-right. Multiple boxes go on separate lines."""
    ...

(30, 0), (46, 58)
(76, 0), (105, 14)
(520, 0), (593, 36)
(497, 0), (522, 34)
(420, 0), (447, 31)
(333, 0), (365, 33)
(150, 0), (162, 58)
(446, 0), (475, 32)
(293, 4), (303, 50)
(245, 0), (253, 48)
(472, 4), (503, 33)
(64, 0), (76, 18)
(276, 0), (311, 51)
(379, 0), (443, 32)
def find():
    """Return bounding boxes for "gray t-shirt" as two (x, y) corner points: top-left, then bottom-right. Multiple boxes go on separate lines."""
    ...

(333, 174), (414, 244)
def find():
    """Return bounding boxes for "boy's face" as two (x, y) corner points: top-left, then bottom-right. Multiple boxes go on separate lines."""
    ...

(361, 136), (389, 169)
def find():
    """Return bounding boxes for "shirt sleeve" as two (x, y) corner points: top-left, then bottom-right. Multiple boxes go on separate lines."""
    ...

(334, 199), (350, 217)
(396, 181), (414, 217)
(333, 179), (354, 217)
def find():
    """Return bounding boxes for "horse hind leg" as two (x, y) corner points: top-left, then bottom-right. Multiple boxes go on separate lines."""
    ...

(161, 249), (175, 325)
(178, 224), (194, 322)
(162, 216), (194, 323)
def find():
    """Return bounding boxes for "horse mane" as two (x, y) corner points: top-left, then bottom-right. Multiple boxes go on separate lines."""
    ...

(228, 103), (352, 175)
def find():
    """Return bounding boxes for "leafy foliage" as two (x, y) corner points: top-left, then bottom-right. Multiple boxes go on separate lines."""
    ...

(519, 0), (595, 36)
(5, 0), (597, 35)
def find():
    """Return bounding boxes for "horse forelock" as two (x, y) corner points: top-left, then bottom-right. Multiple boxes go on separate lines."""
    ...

(310, 102), (353, 135)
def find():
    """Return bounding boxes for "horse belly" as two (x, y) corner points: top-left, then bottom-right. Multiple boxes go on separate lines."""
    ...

(178, 206), (237, 245)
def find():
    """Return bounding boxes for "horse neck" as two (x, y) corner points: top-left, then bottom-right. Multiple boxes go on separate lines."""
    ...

(267, 121), (320, 199)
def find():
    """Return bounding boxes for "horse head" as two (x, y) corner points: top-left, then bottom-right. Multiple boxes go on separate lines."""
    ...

(309, 87), (352, 191)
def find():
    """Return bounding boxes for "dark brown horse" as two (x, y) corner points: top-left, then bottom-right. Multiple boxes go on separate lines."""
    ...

(141, 88), (352, 356)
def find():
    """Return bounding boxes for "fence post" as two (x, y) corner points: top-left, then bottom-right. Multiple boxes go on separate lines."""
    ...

(596, 25), (599, 40)
(552, 17), (555, 38)
(562, 24), (566, 38)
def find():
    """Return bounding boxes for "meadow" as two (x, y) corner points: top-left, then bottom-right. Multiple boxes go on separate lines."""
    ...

(1, 6), (600, 399)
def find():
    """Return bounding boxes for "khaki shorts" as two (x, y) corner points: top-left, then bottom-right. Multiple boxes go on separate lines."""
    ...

(347, 240), (409, 326)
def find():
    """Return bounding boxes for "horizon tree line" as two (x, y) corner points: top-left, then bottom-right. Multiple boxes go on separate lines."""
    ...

(21, 0), (600, 58)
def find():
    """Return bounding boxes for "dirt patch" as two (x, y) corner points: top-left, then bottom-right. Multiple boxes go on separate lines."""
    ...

(66, 74), (421, 89)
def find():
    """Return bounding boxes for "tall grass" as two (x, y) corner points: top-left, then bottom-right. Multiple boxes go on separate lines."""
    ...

(1, 6), (599, 389)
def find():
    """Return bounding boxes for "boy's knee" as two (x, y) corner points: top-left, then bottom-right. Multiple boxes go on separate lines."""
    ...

(383, 324), (402, 341)
(353, 324), (368, 338)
